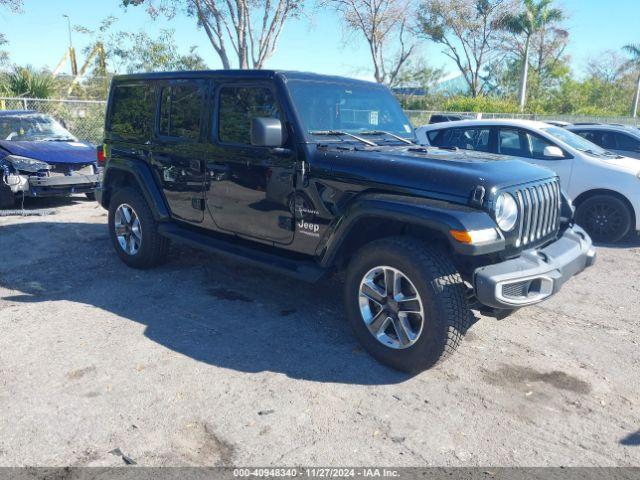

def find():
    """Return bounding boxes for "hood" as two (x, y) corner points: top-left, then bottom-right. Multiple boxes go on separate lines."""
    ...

(600, 155), (640, 173)
(0, 140), (96, 165)
(315, 145), (557, 202)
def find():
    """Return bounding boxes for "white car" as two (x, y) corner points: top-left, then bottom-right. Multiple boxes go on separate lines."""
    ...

(566, 124), (640, 160)
(416, 119), (640, 243)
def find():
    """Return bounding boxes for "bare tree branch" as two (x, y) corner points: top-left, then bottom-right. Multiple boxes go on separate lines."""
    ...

(123, 0), (303, 69)
(322, 0), (418, 86)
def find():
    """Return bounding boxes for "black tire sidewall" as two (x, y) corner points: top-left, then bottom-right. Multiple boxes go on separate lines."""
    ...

(345, 239), (465, 372)
(108, 187), (164, 268)
(576, 195), (632, 243)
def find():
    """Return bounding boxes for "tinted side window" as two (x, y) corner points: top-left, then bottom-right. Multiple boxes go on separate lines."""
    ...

(614, 133), (640, 150)
(109, 84), (154, 141)
(218, 86), (280, 145)
(498, 129), (527, 157)
(432, 127), (490, 151)
(599, 132), (617, 149)
(574, 130), (602, 146)
(159, 84), (202, 140)
(524, 131), (560, 159)
(427, 129), (444, 144)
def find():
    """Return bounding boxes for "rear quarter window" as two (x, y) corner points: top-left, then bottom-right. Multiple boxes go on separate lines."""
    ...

(108, 83), (155, 141)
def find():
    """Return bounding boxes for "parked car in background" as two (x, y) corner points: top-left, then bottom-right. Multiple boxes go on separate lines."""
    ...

(416, 119), (640, 243)
(428, 113), (477, 124)
(0, 111), (100, 208)
(545, 120), (571, 127)
(566, 124), (640, 160)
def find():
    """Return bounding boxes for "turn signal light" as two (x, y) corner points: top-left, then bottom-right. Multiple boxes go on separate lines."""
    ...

(450, 230), (473, 244)
(450, 228), (499, 245)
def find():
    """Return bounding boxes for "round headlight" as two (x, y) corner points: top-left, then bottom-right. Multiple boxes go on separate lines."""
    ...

(495, 193), (518, 231)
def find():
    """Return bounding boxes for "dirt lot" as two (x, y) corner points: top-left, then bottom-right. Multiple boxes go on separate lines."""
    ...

(0, 197), (639, 467)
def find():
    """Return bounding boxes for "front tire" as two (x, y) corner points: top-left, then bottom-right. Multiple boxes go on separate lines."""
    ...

(344, 237), (470, 373)
(108, 187), (169, 269)
(575, 194), (632, 243)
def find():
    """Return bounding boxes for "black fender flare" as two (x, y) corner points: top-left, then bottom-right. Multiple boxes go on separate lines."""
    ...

(100, 157), (171, 222)
(318, 193), (504, 267)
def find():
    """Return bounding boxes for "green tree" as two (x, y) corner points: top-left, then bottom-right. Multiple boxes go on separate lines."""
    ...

(2, 65), (55, 98)
(623, 43), (640, 118)
(502, 0), (564, 111)
(112, 29), (207, 73)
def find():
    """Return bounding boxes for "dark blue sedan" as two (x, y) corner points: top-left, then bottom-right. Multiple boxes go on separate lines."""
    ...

(0, 110), (99, 208)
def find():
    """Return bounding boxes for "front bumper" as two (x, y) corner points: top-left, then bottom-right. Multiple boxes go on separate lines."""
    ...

(7, 173), (100, 197)
(474, 224), (596, 309)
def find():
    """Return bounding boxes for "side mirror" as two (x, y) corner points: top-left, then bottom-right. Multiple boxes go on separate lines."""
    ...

(543, 145), (565, 158)
(251, 117), (284, 147)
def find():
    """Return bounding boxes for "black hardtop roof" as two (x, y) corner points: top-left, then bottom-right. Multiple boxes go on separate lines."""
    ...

(111, 70), (384, 88)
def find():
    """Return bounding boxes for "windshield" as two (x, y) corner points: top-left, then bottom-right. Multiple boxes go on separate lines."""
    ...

(542, 126), (610, 156)
(287, 80), (414, 140)
(0, 114), (77, 142)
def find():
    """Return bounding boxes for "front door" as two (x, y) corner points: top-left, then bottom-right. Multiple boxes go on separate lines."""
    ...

(152, 80), (207, 223)
(496, 127), (574, 191)
(205, 83), (296, 244)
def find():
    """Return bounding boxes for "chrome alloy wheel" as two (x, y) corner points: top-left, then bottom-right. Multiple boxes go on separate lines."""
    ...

(358, 266), (425, 349)
(114, 203), (142, 256)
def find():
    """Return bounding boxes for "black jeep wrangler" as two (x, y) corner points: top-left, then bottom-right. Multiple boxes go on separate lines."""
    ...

(97, 70), (596, 372)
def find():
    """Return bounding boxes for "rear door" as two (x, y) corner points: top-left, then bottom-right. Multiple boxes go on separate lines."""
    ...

(151, 80), (207, 223)
(204, 82), (296, 244)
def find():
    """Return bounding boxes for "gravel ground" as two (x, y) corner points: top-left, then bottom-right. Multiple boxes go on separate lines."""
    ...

(0, 197), (639, 467)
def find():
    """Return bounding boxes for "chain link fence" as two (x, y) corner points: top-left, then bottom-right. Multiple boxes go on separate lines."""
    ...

(1, 97), (638, 146)
(0, 97), (106, 145)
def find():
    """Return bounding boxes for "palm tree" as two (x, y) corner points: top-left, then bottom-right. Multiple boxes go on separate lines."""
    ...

(623, 43), (640, 118)
(503, 0), (564, 111)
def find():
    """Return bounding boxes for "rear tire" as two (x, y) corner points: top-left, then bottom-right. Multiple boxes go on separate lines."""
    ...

(108, 187), (169, 269)
(575, 194), (632, 243)
(344, 237), (470, 373)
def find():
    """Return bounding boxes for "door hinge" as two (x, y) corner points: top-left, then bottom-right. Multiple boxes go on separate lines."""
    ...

(192, 198), (205, 211)
(278, 216), (295, 231)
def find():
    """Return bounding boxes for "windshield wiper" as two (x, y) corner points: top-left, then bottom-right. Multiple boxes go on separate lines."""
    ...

(358, 130), (415, 145)
(308, 130), (378, 147)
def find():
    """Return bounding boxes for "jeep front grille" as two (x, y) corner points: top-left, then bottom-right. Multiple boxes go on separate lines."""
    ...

(514, 179), (561, 247)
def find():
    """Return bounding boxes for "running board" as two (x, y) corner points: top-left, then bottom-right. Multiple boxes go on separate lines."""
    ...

(157, 223), (327, 283)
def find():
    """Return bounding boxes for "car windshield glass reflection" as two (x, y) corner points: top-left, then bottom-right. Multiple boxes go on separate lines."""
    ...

(0, 113), (76, 142)
(287, 80), (414, 141)
(543, 126), (612, 156)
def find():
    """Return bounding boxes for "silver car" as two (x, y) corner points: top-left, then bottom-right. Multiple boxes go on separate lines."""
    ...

(567, 124), (640, 160)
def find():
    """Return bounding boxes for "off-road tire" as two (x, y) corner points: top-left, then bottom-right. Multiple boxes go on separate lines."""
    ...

(108, 187), (169, 269)
(575, 194), (632, 243)
(344, 236), (471, 373)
